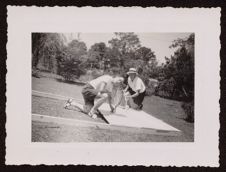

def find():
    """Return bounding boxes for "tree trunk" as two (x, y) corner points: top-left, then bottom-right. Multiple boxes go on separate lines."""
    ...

(182, 86), (188, 97)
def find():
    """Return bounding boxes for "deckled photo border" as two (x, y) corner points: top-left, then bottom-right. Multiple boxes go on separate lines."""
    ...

(5, 6), (221, 168)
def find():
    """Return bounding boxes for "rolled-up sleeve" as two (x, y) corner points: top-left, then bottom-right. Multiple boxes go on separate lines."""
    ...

(135, 78), (145, 93)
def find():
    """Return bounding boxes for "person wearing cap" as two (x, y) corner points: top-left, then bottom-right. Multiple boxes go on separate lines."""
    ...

(65, 73), (124, 118)
(124, 68), (146, 110)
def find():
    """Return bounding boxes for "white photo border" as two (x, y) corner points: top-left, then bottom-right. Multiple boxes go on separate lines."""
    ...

(6, 6), (220, 167)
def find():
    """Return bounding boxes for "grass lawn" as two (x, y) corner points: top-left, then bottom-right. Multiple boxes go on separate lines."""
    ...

(32, 121), (182, 142)
(32, 76), (194, 142)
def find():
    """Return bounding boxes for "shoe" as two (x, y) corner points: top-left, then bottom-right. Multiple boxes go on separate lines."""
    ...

(64, 98), (73, 109)
(88, 110), (98, 119)
(124, 105), (130, 109)
(135, 104), (143, 110)
(139, 104), (143, 110)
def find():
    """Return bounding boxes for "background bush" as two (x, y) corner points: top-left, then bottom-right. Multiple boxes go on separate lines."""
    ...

(181, 101), (194, 123)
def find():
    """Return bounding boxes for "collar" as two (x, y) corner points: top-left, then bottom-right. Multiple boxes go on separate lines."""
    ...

(129, 76), (138, 82)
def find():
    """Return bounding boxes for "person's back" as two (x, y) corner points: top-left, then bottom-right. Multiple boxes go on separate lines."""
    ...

(89, 75), (113, 92)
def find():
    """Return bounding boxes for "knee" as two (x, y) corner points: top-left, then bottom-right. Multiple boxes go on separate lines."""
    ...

(83, 104), (92, 114)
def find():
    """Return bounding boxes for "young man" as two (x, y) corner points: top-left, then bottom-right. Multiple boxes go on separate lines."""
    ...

(124, 68), (146, 110)
(65, 74), (124, 119)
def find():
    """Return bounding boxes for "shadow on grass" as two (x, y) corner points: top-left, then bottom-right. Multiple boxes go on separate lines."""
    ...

(32, 74), (40, 78)
(55, 78), (86, 86)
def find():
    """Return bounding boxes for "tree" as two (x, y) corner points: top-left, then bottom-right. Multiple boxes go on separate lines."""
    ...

(108, 32), (141, 69)
(56, 39), (87, 80)
(58, 58), (86, 80)
(170, 34), (194, 122)
(105, 47), (122, 68)
(67, 39), (87, 58)
(32, 33), (64, 73)
(108, 32), (141, 54)
(57, 47), (86, 80)
(135, 46), (156, 62)
(87, 42), (108, 69)
(160, 33), (194, 100)
(170, 33), (194, 53)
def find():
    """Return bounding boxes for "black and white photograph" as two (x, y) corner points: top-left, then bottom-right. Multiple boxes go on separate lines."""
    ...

(6, 7), (220, 166)
(32, 32), (194, 142)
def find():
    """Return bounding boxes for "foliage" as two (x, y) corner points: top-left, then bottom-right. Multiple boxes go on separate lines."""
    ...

(135, 46), (156, 62)
(108, 32), (141, 54)
(79, 69), (104, 82)
(150, 34), (195, 100)
(108, 32), (141, 69)
(32, 33), (88, 80)
(161, 34), (194, 101)
(167, 34), (194, 99)
(156, 77), (180, 99)
(57, 57), (86, 80)
(87, 42), (108, 69)
(32, 33), (64, 73)
(107, 47), (122, 67)
(56, 40), (87, 80)
(124, 59), (144, 72)
(181, 101), (194, 123)
(91, 69), (104, 79)
(155, 34), (194, 122)
(68, 39), (87, 58)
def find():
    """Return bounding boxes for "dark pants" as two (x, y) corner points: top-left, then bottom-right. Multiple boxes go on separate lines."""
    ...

(128, 87), (145, 106)
(81, 84), (98, 114)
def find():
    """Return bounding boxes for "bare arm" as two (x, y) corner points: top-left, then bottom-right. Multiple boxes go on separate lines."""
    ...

(98, 82), (114, 111)
(108, 95), (115, 112)
(124, 85), (129, 92)
(98, 82), (111, 95)
(116, 89), (126, 107)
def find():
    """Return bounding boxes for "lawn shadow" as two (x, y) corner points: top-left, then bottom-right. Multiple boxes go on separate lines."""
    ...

(55, 78), (86, 86)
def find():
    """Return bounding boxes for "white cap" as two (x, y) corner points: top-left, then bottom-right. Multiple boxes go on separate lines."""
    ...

(127, 68), (138, 75)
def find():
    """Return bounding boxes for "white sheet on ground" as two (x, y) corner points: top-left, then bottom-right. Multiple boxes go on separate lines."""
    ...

(71, 101), (180, 132)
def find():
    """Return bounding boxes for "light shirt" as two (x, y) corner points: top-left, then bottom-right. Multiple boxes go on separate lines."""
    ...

(128, 76), (146, 93)
(89, 75), (113, 92)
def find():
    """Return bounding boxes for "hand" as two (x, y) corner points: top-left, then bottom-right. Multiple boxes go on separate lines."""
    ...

(125, 95), (132, 99)
(123, 91), (129, 97)
(123, 89), (127, 93)
(111, 108), (116, 113)
(110, 105), (116, 113)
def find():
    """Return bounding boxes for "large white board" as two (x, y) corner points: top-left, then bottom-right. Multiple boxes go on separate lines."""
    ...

(99, 103), (180, 132)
